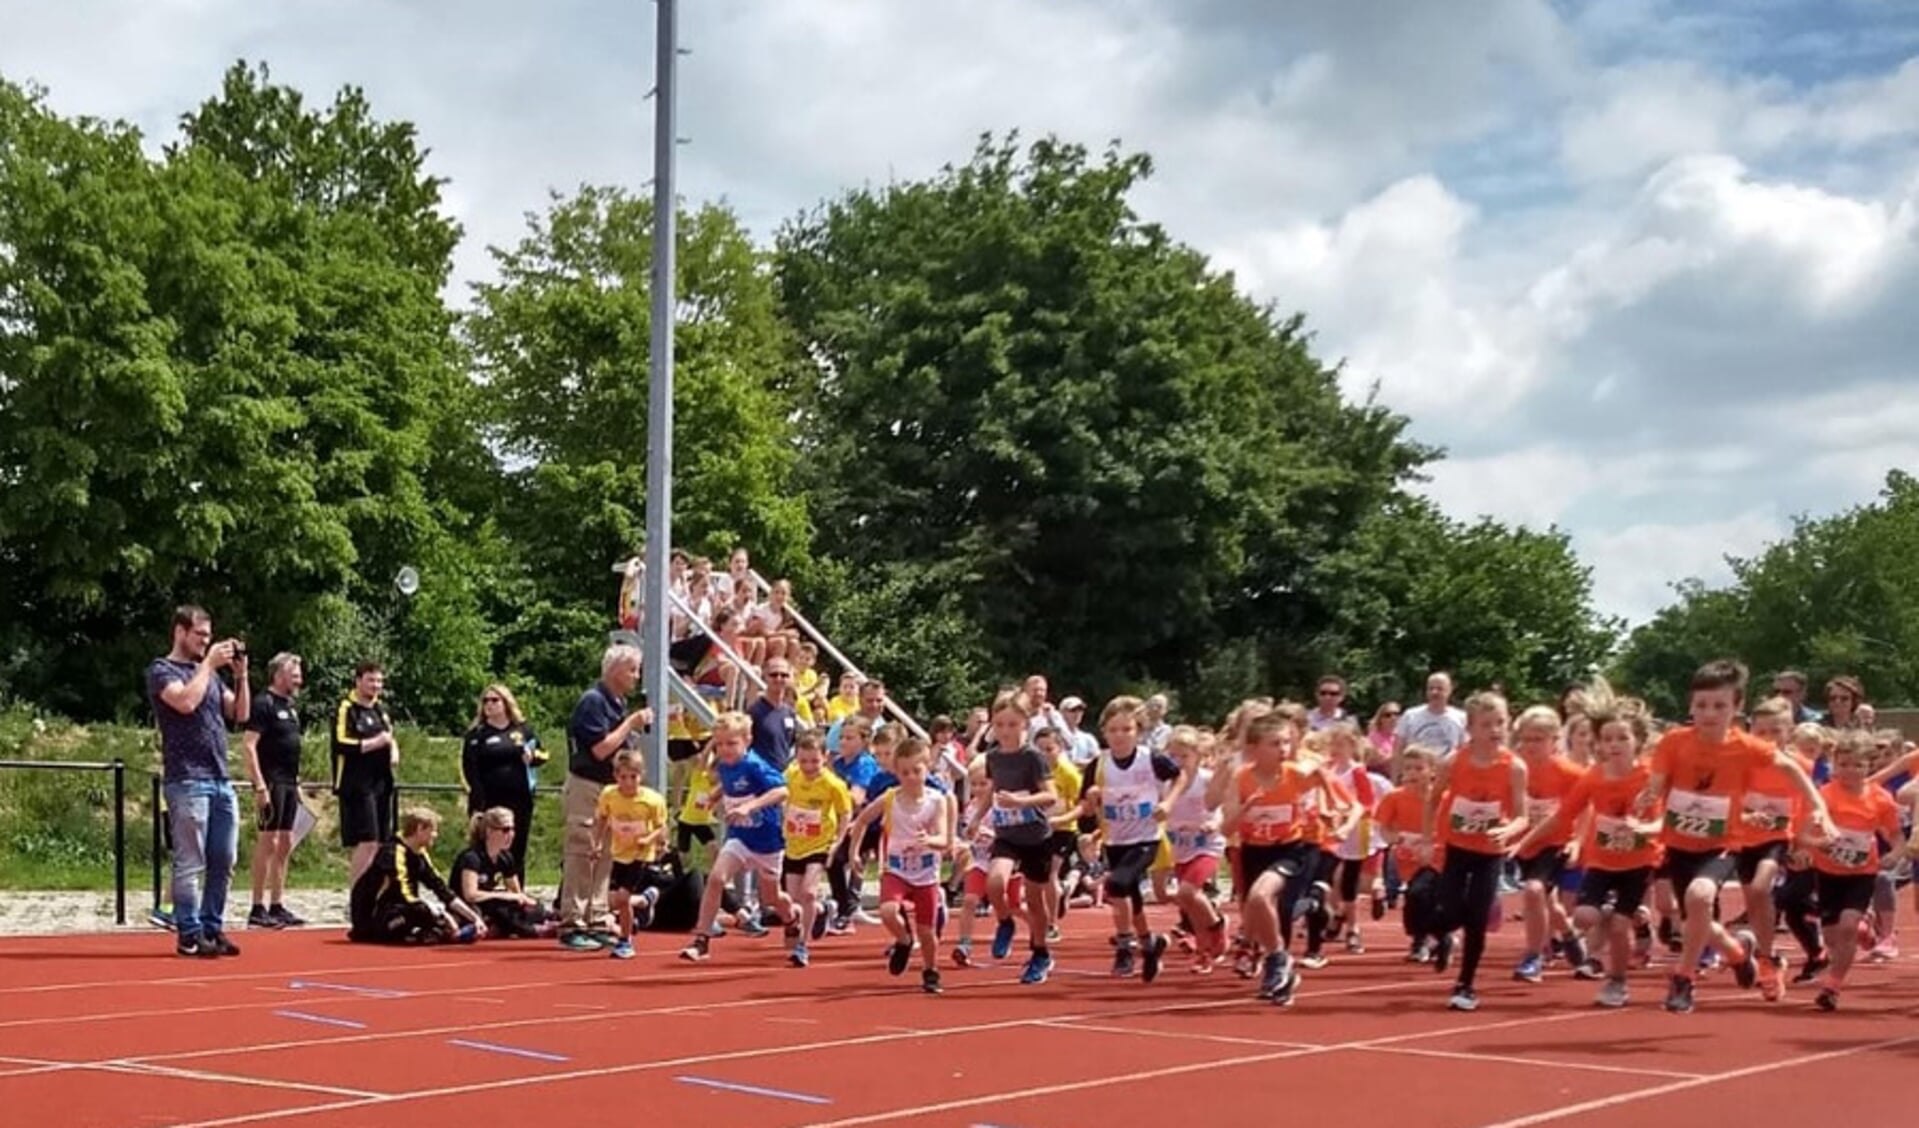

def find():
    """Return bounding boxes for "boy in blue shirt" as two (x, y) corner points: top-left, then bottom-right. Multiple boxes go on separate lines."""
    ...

(681, 712), (794, 962)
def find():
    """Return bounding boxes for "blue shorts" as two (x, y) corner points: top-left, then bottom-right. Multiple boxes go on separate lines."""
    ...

(1558, 865), (1585, 894)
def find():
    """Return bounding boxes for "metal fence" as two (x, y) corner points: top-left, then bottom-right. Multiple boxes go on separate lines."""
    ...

(0, 758), (129, 924)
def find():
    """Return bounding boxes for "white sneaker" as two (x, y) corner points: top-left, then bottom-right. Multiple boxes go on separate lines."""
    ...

(1596, 978), (1629, 1009)
(853, 910), (882, 926)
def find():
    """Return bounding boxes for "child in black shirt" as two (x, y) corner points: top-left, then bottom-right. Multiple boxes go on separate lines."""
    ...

(348, 808), (485, 944)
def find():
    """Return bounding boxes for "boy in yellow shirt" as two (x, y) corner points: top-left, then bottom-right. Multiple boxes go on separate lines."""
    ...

(590, 750), (670, 960)
(782, 731), (853, 966)
(1036, 726), (1083, 937)
(675, 744), (719, 865)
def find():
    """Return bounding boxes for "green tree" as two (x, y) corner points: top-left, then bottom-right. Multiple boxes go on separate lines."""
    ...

(0, 65), (486, 724)
(775, 134), (1429, 704)
(1615, 471), (1919, 715)
(465, 188), (812, 695)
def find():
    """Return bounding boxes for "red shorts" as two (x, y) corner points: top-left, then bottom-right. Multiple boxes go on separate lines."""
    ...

(1176, 854), (1219, 888)
(881, 874), (940, 928)
(963, 867), (1025, 902)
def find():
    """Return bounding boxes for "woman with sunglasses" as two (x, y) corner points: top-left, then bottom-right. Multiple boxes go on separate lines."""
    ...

(462, 685), (547, 881)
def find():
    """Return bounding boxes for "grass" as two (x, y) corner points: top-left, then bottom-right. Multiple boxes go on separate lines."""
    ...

(0, 705), (567, 894)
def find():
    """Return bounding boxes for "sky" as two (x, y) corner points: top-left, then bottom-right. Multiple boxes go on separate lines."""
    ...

(3, 0), (1915, 626)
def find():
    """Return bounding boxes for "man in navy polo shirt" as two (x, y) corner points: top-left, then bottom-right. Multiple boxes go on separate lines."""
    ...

(748, 656), (803, 770)
(559, 644), (654, 950)
(149, 605), (251, 958)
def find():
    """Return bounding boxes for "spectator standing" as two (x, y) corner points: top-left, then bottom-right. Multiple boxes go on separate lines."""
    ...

(461, 684), (547, 882)
(560, 645), (654, 950)
(827, 678), (889, 753)
(149, 605), (250, 958)
(1142, 695), (1173, 753)
(1308, 676), (1350, 732)
(1826, 676), (1866, 729)
(332, 662), (398, 888)
(244, 652), (306, 930)
(1023, 675), (1072, 743)
(1394, 672), (1468, 755)
(1058, 696), (1101, 768)
(1771, 670), (1824, 725)
(1367, 702), (1402, 769)
(748, 656), (803, 770)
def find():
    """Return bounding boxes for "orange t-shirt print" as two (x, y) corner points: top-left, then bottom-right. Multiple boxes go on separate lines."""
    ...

(1440, 749), (1515, 856)
(1650, 727), (1775, 853)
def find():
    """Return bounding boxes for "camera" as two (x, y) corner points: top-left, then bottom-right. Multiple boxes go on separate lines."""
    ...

(231, 640), (248, 663)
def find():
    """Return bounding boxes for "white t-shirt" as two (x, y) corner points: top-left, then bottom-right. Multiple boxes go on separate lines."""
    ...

(1395, 704), (1468, 754)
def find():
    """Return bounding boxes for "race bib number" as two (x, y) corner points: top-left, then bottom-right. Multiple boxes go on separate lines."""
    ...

(887, 850), (938, 880)
(1593, 815), (1649, 854)
(1103, 798), (1156, 822)
(1171, 828), (1218, 853)
(1525, 798), (1560, 825)
(1664, 790), (1731, 840)
(609, 817), (653, 848)
(1742, 794), (1793, 833)
(784, 807), (825, 840)
(989, 804), (1041, 828)
(1824, 828), (1874, 870)
(1242, 804), (1293, 832)
(1449, 798), (1501, 836)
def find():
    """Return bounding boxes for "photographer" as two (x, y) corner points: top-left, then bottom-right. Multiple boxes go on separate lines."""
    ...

(148, 606), (251, 958)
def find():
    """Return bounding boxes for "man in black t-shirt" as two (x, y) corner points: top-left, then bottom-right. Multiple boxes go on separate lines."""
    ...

(332, 662), (397, 888)
(244, 653), (307, 930)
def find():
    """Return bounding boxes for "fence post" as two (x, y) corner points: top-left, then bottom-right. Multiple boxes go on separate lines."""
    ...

(112, 760), (126, 926)
(150, 772), (163, 918)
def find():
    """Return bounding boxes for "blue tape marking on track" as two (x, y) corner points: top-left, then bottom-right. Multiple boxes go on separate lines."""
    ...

(287, 980), (408, 998)
(674, 1076), (833, 1105)
(273, 1010), (368, 1029)
(447, 1039), (571, 1063)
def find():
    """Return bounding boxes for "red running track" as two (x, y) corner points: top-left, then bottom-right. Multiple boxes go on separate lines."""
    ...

(1, 899), (1915, 1127)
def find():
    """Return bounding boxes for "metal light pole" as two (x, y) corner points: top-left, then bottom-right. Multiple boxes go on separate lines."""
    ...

(640, 0), (678, 788)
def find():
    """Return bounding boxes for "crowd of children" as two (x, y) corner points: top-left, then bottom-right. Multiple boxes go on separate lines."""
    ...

(348, 659), (1919, 1015)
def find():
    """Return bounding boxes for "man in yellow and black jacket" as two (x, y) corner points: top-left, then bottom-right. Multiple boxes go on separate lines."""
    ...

(348, 807), (485, 944)
(332, 662), (396, 888)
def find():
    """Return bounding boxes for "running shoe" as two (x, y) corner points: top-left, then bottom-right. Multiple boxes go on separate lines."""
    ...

(1113, 942), (1136, 978)
(1020, 950), (1054, 985)
(1299, 952), (1329, 970)
(246, 906), (283, 931)
(739, 914), (769, 939)
(1759, 953), (1787, 1002)
(1663, 974), (1695, 1014)
(1596, 978), (1629, 1009)
(1448, 985), (1479, 1012)
(1141, 933), (1169, 984)
(922, 968), (943, 995)
(1573, 957), (1605, 981)
(1271, 958), (1300, 1008)
(679, 934), (710, 963)
(811, 908), (829, 941)
(609, 939), (635, 960)
(1514, 953), (1544, 984)
(951, 942), (972, 968)
(1791, 953), (1829, 985)
(887, 942), (913, 976)
(560, 931), (599, 952)
(1257, 953), (1289, 1000)
(1814, 986), (1839, 1011)
(991, 917), (1017, 960)
(790, 944), (810, 968)
(1370, 886), (1387, 921)
(269, 904), (306, 928)
(176, 936), (221, 960)
(1730, 929), (1760, 990)
(205, 932), (241, 957)
(1432, 933), (1454, 974)
(827, 916), (853, 936)
(1344, 929), (1364, 955)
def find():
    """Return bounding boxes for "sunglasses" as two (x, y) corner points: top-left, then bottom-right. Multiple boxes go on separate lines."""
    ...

(1382, 711), (1401, 719)
(766, 671), (791, 679)
(1318, 689), (1342, 698)
(482, 696), (503, 704)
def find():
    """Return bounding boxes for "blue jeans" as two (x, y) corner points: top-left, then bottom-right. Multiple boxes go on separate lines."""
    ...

(166, 780), (239, 941)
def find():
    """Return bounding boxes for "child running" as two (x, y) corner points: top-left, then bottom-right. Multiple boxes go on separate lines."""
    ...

(1423, 691), (1530, 1012)
(591, 749), (670, 960)
(1219, 712), (1342, 1007)
(1507, 682), (1661, 1007)
(681, 712), (795, 962)
(1511, 705), (1584, 983)
(1633, 659), (1833, 1013)
(1079, 695), (1184, 982)
(781, 731), (853, 967)
(1806, 730), (1904, 1010)
(1162, 725), (1228, 971)
(846, 737), (952, 994)
(1374, 746), (1443, 962)
(974, 690), (1059, 984)
(1735, 696), (1811, 997)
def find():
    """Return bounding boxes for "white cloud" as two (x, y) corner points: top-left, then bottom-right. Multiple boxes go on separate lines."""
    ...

(1581, 510), (1786, 624)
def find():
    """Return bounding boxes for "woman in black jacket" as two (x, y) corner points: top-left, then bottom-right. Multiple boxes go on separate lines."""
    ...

(461, 684), (546, 880)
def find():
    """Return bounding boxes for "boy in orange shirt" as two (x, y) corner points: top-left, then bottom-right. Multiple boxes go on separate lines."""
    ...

(1374, 746), (1442, 963)
(1509, 683), (1661, 1007)
(1806, 731), (1904, 1010)
(1735, 697), (1809, 998)
(1633, 660), (1832, 1013)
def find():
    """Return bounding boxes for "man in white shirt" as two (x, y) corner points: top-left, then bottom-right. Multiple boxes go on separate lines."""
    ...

(1308, 675), (1349, 731)
(1057, 696), (1101, 767)
(1393, 671), (1467, 755)
(1142, 694), (1173, 753)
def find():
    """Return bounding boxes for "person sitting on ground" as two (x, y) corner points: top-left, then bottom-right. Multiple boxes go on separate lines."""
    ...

(451, 807), (553, 939)
(348, 807), (485, 945)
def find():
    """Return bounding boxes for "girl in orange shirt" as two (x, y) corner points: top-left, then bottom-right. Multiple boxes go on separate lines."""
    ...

(1509, 685), (1660, 1008)
(1422, 692), (1530, 1012)
(1511, 706), (1584, 984)
(1220, 713), (1342, 1008)
(1805, 731), (1904, 1011)
(1736, 698), (1807, 999)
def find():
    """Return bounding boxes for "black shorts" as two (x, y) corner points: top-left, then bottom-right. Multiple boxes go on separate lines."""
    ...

(257, 781), (302, 833)
(675, 822), (715, 853)
(667, 739), (702, 764)
(1519, 847), (1568, 888)
(610, 860), (671, 896)
(1050, 829), (1078, 861)
(337, 783), (393, 848)
(1102, 841), (1159, 898)
(1576, 867), (1652, 917)
(782, 852), (829, 878)
(1240, 842), (1315, 884)
(1815, 871), (1876, 925)
(990, 837), (1055, 884)
(1664, 847), (1736, 906)
(1735, 841), (1790, 887)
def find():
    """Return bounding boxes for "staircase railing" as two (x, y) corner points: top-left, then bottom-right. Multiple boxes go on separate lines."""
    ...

(745, 569), (928, 741)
